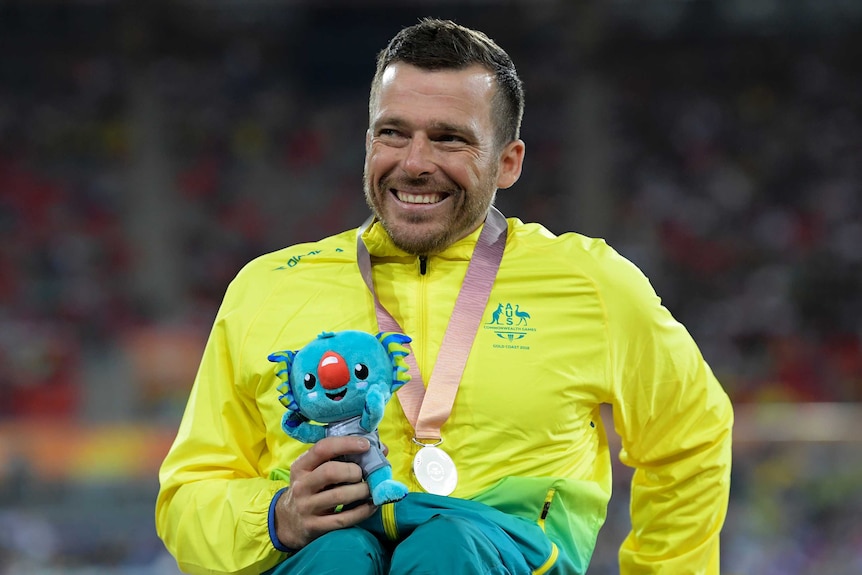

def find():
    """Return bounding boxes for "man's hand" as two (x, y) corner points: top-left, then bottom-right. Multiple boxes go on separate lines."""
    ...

(274, 436), (378, 550)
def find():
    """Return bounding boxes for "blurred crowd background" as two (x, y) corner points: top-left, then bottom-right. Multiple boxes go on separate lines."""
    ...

(1, 1), (861, 573)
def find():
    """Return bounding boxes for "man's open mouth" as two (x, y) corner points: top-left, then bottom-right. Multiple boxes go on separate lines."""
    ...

(394, 189), (446, 204)
(326, 389), (347, 401)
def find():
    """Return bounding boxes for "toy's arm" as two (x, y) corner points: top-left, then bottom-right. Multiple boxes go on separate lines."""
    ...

(360, 386), (387, 432)
(282, 412), (326, 444)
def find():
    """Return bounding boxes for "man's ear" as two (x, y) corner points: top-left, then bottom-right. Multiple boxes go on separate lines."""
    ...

(496, 139), (525, 190)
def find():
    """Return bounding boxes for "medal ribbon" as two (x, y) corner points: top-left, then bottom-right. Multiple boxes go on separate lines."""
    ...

(356, 207), (507, 441)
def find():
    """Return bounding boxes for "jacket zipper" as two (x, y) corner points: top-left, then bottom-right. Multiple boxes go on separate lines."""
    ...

(409, 254), (430, 491)
(532, 487), (559, 575)
(538, 487), (556, 531)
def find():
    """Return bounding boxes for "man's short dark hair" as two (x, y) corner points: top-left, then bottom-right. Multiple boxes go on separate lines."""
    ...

(370, 18), (524, 148)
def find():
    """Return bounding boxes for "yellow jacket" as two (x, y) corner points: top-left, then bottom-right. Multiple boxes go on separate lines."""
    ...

(156, 215), (733, 574)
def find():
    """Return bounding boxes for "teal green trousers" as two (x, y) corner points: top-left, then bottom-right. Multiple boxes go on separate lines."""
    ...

(264, 493), (575, 575)
(264, 526), (387, 575)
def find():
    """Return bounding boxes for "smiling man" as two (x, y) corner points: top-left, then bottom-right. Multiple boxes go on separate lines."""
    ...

(364, 61), (524, 255)
(156, 18), (733, 575)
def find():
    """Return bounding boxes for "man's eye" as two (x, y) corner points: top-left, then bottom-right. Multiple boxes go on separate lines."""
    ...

(437, 134), (465, 143)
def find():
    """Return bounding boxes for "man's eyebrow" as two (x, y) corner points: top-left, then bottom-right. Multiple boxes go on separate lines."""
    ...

(371, 116), (410, 130)
(372, 117), (476, 136)
(427, 121), (474, 135)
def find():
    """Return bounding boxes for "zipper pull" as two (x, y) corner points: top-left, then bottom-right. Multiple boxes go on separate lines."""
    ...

(419, 256), (428, 275)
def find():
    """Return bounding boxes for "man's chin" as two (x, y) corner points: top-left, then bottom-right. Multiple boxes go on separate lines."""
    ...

(388, 226), (448, 255)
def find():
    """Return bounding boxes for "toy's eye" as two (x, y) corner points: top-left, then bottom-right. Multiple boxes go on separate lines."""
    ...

(303, 373), (316, 390)
(353, 363), (369, 380)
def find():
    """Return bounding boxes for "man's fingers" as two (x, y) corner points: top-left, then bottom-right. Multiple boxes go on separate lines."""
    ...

(287, 459), (368, 525)
(307, 481), (372, 515)
(292, 436), (370, 473)
(313, 436), (372, 461)
(277, 437), (374, 550)
(315, 500), (378, 531)
(294, 459), (365, 495)
(298, 500), (376, 545)
(332, 500), (378, 525)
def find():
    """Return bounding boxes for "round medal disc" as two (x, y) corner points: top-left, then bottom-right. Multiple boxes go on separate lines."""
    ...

(413, 445), (458, 496)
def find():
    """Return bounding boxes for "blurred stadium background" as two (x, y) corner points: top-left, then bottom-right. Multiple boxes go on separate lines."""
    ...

(1, 1), (860, 573)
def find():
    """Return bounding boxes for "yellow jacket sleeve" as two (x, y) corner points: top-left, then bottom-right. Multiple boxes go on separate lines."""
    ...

(155, 301), (289, 575)
(606, 256), (733, 574)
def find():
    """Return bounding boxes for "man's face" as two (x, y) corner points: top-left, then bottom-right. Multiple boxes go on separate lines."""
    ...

(364, 63), (524, 255)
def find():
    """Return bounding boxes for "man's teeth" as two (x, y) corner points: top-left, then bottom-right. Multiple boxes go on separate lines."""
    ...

(396, 190), (443, 204)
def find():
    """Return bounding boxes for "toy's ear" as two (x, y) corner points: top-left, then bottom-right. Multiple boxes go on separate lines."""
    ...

(376, 331), (412, 392)
(267, 350), (300, 412)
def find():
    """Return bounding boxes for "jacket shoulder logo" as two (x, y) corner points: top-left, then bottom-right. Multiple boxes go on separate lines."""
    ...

(273, 248), (344, 270)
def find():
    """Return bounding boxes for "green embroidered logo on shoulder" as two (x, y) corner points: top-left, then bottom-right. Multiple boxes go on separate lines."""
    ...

(273, 247), (345, 270)
(483, 302), (536, 350)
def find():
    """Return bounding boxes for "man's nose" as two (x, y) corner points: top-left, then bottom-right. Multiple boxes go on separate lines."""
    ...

(402, 135), (436, 177)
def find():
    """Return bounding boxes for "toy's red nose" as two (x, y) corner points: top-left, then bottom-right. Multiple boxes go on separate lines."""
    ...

(318, 351), (350, 389)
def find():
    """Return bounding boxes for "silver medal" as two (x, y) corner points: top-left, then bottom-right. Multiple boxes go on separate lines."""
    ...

(412, 445), (458, 496)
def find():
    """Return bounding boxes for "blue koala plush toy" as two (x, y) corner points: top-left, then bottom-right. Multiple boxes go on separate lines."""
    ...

(267, 330), (411, 506)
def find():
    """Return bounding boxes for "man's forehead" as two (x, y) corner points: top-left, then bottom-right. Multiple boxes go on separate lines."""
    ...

(369, 63), (498, 136)
(379, 62), (495, 91)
